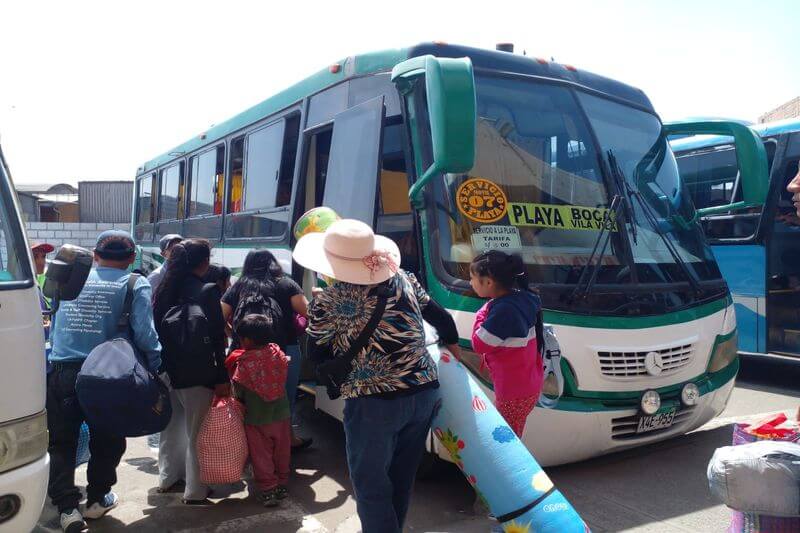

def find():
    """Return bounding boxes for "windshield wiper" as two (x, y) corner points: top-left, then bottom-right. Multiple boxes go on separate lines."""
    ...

(570, 194), (623, 302)
(607, 150), (703, 295)
(607, 150), (638, 245)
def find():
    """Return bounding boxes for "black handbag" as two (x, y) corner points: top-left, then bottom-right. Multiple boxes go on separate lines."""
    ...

(316, 285), (390, 400)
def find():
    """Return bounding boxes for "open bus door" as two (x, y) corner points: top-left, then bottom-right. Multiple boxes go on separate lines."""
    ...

(766, 133), (800, 357)
(297, 96), (386, 297)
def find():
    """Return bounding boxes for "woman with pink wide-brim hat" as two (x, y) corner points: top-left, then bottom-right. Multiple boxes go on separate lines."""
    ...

(293, 219), (461, 533)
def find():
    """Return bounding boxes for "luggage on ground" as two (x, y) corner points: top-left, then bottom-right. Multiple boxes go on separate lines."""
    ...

(197, 396), (248, 484)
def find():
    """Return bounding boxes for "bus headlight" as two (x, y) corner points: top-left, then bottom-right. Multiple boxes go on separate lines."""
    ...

(640, 390), (661, 415)
(0, 411), (48, 475)
(708, 332), (738, 373)
(681, 383), (700, 406)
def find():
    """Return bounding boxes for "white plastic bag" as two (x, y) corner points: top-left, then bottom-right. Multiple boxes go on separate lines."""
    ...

(708, 440), (800, 517)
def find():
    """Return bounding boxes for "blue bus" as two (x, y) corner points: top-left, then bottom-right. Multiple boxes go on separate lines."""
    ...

(672, 118), (800, 359)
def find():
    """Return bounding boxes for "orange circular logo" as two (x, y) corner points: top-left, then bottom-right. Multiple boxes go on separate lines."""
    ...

(456, 178), (508, 223)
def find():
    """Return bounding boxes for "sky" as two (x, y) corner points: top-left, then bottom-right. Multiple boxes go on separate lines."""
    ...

(0, 0), (797, 184)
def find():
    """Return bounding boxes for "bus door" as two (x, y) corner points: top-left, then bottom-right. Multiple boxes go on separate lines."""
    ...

(298, 96), (386, 295)
(766, 132), (800, 357)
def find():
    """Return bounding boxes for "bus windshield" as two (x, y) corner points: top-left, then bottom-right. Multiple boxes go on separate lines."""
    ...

(430, 75), (723, 314)
(577, 92), (722, 285)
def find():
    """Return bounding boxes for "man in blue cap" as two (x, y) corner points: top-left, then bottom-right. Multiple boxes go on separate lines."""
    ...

(47, 230), (162, 533)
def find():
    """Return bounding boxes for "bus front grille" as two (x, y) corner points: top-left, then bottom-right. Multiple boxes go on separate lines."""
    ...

(597, 343), (694, 377)
(610, 406), (697, 440)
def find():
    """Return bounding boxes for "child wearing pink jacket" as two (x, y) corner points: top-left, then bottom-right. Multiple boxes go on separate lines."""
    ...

(470, 251), (543, 437)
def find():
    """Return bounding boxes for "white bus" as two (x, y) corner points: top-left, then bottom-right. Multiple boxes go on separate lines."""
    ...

(132, 43), (767, 466)
(0, 145), (48, 531)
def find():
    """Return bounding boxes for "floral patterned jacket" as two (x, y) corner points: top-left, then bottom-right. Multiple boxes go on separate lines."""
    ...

(306, 270), (440, 399)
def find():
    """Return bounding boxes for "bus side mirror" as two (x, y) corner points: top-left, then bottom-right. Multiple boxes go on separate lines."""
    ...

(43, 244), (93, 311)
(392, 55), (476, 208)
(664, 120), (769, 216)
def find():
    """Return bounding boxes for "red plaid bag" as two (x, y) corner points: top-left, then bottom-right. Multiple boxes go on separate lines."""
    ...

(197, 396), (248, 484)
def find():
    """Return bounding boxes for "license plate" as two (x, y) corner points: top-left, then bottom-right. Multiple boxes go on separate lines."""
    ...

(637, 408), (676, 434)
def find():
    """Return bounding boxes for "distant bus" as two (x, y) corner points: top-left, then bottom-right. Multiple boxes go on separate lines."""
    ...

(133, 43), (767, 466)
(0, 145), (48, 530)
(672, 118), (800, 359)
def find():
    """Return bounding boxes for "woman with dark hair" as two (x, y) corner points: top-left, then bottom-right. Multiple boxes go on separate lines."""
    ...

(221, 249), (312, 449)
(153, 239), (230, 504)
(203, 264), (232, 294)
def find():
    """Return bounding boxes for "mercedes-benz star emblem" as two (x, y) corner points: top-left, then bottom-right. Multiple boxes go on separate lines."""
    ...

(644, 351), (664, 376)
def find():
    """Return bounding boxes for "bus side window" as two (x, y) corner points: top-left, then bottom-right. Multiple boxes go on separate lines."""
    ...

(225, 114), (300, 239)
(158, 163), (184, 221)
(214, 162), (224, 215)
(188, 145), (224, 217)
(228, 137), (244, 213)
(134, 173), (156, 242)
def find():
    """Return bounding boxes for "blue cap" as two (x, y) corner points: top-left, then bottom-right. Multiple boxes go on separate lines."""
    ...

(95, 230), (136, 259)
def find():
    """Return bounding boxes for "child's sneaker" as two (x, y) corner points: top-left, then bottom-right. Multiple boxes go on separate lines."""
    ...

(275, 486), (289, 500)
(260, 489), (280, 507)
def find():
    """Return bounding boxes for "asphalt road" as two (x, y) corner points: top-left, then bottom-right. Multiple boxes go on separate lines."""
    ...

(34, 354), (800, 533)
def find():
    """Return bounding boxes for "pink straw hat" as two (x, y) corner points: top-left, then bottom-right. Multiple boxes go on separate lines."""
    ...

(292, 219), (400, 285)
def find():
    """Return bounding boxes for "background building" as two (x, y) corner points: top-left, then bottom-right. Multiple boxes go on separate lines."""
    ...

(14, 181), (132, 223)
(15, 183), (79, 222)
(11, 180), (134, 257)
(78, 181), (133, 223)
(759, 96), (800, 123)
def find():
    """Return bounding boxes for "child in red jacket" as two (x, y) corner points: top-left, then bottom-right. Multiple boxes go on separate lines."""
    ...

(470, 251), (543, 437)
(225, 314), (290, 507)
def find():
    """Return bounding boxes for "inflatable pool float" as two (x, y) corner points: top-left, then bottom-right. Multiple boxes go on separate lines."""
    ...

(430, 343), (588, 532)
(294, 207), (340, 286)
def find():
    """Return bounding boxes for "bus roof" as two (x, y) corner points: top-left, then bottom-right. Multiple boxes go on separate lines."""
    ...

(138, 42), (654, 175)
(670, 116), (800, 153)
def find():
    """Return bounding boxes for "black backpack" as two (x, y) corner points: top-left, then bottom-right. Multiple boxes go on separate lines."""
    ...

(232, 283), (285, 341)
(160, 297), (218, 388)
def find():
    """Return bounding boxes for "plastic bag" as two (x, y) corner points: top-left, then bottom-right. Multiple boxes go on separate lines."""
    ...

(197, 396), (248, 484)
(723, 414), (800, 531)
(708, 440), (800, 517)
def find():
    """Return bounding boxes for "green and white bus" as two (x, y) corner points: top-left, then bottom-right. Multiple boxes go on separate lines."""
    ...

(132, 43), (767, 466)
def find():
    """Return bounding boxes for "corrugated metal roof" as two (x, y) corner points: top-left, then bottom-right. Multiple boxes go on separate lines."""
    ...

(79, 181), (133, 223)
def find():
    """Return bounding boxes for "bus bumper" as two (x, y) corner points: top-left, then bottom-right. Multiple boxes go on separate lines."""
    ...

(521, 374), (735, 466)
(429, 366), (737, 468)
(0, 454), (48, 533)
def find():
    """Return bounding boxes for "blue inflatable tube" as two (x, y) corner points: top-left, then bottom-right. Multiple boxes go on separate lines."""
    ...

(430, 344), (588, 533)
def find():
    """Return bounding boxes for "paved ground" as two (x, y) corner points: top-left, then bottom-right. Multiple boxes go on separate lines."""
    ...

(34, 354), (800, 532)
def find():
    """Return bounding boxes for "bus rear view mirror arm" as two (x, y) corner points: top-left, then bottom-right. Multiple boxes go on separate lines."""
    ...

(392, 55), (477, 209)
(664, 120), (769, 209)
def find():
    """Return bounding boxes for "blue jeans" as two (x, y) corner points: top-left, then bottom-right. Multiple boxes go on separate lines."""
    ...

(343, 387), (440, 533)
(285, 344), (302, 415)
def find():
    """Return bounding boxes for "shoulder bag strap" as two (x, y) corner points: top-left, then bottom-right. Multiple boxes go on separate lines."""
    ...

(338, 284), (390, 365)
(117, 273), (139, 332)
